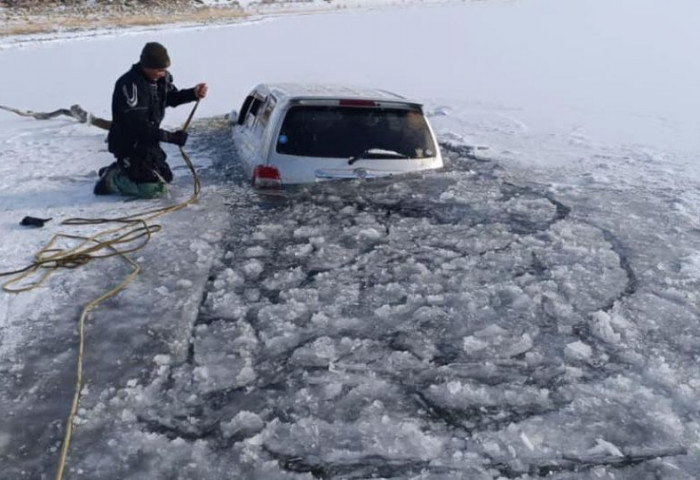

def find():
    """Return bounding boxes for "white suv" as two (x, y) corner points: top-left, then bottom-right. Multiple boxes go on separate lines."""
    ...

(230, 83), (443, 188)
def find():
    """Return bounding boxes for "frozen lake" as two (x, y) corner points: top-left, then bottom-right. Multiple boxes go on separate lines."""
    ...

(2, 1), (700, 478)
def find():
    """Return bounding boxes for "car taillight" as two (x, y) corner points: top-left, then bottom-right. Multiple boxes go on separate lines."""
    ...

(253, 165), (283, 189)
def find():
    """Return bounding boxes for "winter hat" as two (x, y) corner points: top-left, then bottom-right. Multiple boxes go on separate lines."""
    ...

(140, 42), (171, 69)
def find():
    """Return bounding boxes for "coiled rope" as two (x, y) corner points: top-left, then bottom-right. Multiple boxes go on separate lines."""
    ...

(0, 100), (201, 480)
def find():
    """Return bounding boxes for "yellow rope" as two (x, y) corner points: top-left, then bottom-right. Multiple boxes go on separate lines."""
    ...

(54, 247), (141, 480)
(0, 100), (202, 480)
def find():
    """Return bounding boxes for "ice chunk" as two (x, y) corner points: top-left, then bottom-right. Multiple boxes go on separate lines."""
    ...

(504, 333), (534, 357)
(242, 259), (264, 280)
(520, 432), (535, 451)
(120, 409), (137, 423)
(212, 268), (245, 291)
(357, 228), (382, 241)
(236, 365), (257, 385)
(293, 226), (322, 239)
(221, 411), (265, 439)
(565, 340), (593, 361)
(474, 324), (508, 338)
(261, 267), (305, 291)
(201, 230), (223, 243)
(463, 335), (488, 354)
(193, 320), (259, 392)
(290, 336), (338, 367)
(153, 354), (171, 366)
(586, 438), (624, 457)
(589, 311), (622, 344)
(284, 242), (314, 258)
(176, 279), (193, 289)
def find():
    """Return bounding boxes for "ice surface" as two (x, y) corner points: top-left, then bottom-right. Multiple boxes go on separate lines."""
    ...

(2, 0), (700, 478)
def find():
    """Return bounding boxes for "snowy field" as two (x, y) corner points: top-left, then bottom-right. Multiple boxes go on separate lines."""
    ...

(2, 0), (700, 478)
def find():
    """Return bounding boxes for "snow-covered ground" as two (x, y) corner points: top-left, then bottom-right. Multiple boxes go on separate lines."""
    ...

(2, 0), (700, 478)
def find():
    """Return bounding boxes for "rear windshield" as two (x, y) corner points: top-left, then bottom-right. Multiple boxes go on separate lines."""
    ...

(276, 106), (436, 159)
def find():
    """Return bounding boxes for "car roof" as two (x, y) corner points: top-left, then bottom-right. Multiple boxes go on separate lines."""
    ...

(254, 83), (418, 105)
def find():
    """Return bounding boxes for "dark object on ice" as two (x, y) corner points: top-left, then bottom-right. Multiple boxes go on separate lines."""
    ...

(0, 104), (111, 130)
(20, 216), (52, 228)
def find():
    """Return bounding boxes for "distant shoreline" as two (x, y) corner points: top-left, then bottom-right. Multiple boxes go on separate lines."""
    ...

(0, 0), (461, 39)
(0, 4), (250, 38)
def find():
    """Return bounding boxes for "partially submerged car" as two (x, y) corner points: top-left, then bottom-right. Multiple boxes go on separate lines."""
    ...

(230, 83), (443, 188)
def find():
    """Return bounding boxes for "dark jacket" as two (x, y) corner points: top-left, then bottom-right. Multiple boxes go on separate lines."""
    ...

(107, 63), (197, 183)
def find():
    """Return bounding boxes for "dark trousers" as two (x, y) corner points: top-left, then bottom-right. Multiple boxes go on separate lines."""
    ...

(119, 145), (173, 184)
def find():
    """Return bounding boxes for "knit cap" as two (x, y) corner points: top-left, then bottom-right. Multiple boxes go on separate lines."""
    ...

(140, 42), (171, 69)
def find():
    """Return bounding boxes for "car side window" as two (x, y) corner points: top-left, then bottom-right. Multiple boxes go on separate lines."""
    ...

(245, 98), (264, 128)
(260, 97), (277, 127)
(237, 96), (253, 125)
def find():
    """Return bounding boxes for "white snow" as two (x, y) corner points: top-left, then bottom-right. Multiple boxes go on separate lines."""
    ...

(2, 0), (700, 478)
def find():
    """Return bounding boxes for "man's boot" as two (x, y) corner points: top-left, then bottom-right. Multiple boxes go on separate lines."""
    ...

(94, 163), (118, 195)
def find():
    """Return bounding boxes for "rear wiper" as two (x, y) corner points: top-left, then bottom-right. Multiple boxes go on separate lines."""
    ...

(348, 148), (408, 165)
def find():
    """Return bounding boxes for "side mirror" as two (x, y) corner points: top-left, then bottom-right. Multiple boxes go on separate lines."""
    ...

(228, 110), (239, 125)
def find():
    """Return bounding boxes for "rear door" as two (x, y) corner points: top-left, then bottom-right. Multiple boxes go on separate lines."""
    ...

(268, 101), (443, 183)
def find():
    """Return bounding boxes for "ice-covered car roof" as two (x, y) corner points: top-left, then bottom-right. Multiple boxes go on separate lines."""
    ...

(255, 83), (420, 106)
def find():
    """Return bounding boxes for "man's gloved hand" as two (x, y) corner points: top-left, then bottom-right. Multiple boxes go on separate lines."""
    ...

(160, 129), (188, 147)
(194, 83), (208, 99)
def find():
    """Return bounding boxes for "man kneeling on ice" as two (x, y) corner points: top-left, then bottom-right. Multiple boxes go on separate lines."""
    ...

(95, 42), (207, 198)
